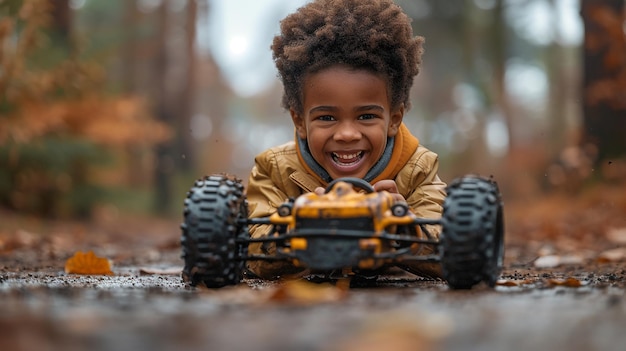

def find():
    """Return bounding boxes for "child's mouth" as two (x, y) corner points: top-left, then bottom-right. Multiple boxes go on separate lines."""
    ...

(331, 151), (364, 167)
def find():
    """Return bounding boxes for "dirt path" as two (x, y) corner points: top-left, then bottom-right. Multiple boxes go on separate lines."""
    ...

(1, 247), (625, 351)
(1, 181), (626, 351)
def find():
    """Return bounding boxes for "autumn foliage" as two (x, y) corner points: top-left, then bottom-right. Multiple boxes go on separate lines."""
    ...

(0, 1), (170, 217)
(64, 250), (113, 275)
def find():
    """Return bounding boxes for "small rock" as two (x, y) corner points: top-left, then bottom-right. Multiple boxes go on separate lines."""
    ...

(534, 255), (561, 268)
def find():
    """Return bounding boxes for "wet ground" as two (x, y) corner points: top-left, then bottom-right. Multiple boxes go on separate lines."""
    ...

(1, 194), (626, 351)
(1, 246), (626, 351)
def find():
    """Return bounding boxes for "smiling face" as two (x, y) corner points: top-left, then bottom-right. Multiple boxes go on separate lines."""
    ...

(291, 65), (404, 180)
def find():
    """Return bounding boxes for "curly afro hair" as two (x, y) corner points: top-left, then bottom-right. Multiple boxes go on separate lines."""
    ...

(271, 0), (424, 114)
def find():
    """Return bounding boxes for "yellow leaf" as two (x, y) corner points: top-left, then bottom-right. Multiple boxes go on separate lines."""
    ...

(64, 251), (114, 275)
(268, 280), (347, 304)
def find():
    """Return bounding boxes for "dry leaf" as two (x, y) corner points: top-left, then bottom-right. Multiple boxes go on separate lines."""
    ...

(139, 267), (182, 275)
(606, 228), (626, 245)
(547, 277), (585, 288)
(496, 279), (534, 287)
(268, 280), (347, 304)
(1, 230), (38, 251)
(64, 251), (114, 275)
(597, 247), (626, 263)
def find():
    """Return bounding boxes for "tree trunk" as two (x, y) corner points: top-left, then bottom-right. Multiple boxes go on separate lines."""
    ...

(122, 0), (140, 94)
(546, 0), (567, 152)
(48, 0), (71, 40)
(580, 0), (626, 163)
(176, 0), (198, 172)
(153, 2), (174, 214)
(492, 0), (514, 153)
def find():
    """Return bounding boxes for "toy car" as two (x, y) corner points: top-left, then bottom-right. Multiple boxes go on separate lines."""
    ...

(180, 174), (504, 289)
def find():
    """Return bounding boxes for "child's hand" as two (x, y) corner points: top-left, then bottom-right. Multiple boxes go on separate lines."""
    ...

(315, 180), (406, 203)
(373, 180), (406, 203)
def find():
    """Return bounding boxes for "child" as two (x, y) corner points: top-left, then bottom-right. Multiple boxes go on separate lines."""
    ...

(246, 0), (447, 279)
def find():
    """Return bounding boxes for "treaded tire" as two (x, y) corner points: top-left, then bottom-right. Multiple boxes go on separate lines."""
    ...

(181, 174), (248, 288)
(441, 175), (504, 289)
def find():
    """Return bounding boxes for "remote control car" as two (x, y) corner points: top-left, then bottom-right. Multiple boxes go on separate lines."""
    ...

(180, 174), (504, 290)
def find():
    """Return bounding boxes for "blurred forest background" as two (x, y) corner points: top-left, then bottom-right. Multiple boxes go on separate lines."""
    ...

(0, 0), (625, 220)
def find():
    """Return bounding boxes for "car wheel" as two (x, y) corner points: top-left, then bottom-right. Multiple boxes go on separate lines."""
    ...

(440, 175), (504, 289)
(181, 174), (248, 288)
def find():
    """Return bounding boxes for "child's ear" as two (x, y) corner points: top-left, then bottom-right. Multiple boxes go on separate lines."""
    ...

(290, 108), (307, 139)
(388, 104), (405, 137)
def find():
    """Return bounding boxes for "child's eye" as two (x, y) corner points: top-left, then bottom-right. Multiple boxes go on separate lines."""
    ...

(358, 114), (377, 120)
(317, 115), (335, 121)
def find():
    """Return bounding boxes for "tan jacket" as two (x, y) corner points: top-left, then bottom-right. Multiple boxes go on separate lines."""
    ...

(245, 123), (447, 278)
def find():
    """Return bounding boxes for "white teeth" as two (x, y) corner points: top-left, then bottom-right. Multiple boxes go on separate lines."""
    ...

(333, 152), (362, 160)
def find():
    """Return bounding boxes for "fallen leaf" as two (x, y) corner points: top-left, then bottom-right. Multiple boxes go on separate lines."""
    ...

(606, 228), (626, 245)
(0, 230), (38, 252)
(139, 267), (182, 275)
(65, 251), (114, 275)
(496, 279), (534, 286)
(597, 247), (626, 263)
(268, 280), (347, 304)
(547, 277), (585, 287)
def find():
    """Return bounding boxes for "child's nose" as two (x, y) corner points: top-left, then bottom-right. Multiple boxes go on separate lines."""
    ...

(334, 122), (362, 142)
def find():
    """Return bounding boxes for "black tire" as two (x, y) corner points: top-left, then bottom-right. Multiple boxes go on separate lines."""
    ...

(440, 175), (504, 289)
(181, 174), (248, 288)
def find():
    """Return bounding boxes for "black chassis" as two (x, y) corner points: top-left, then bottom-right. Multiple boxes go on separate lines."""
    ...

(244, 212), (442, 272)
